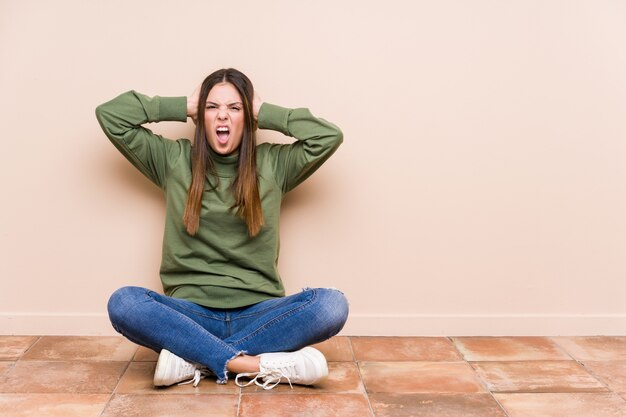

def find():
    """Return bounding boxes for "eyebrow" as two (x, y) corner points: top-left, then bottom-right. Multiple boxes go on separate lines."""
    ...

(206, 101), (243, 106)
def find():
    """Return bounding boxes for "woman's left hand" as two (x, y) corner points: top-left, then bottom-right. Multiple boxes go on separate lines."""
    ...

(187, 83), (202, 125)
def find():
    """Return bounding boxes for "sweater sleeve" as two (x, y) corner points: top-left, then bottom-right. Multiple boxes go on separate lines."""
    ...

(95, 90), (188, 189)
(257, 103), (343, 193)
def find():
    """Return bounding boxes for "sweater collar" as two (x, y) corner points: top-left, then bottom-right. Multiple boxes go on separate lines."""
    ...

(207, 147), (238, 178)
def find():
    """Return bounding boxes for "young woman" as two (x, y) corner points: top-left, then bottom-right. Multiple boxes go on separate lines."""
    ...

(96, 68), (348, 389)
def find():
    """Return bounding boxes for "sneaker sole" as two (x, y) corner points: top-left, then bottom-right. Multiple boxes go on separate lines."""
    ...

(300, 346), (329, 384)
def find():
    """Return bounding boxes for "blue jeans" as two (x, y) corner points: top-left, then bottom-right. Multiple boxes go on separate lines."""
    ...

(107, 286), (349, 383)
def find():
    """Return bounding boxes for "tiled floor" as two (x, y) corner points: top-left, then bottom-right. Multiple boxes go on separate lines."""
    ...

(0, 336), (625, 416)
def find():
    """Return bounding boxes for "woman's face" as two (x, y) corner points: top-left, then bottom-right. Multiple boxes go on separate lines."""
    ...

(204, 82), (245, 155)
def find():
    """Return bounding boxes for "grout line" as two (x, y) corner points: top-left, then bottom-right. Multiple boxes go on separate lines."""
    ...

(17, 336), (42, 361)
(98, 393), (115, 417)
(578, 361), (619, 395)
(347, 336), (356, 362)
(353, 358), (376, 417)
(129, 344), (141, 362)
(109, 359), (132, 394)
(447, 336), (466, 361)
(550, 337), (626, 396)
(457, 343), (514, 417)
(548, 337), (612, 388)
(465, 360), (493, 395)
(0, 361), (18, 381)
(489, 392), (513, 417)
(98, 359), (132, 417)
(548, 336), (579, 362)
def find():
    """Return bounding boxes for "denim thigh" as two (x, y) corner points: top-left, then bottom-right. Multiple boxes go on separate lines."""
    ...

(108, 286), (231, 341)
(224, 288), (349, 354)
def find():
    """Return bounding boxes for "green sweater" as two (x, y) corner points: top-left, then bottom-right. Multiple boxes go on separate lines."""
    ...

(96, 91), (343, 308)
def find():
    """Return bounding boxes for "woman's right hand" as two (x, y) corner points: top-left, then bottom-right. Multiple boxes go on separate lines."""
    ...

(252, 90), (263, 123)
(187, 83), (201, 124)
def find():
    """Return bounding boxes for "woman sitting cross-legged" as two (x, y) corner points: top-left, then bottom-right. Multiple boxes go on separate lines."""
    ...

(96, 68), (348, 389)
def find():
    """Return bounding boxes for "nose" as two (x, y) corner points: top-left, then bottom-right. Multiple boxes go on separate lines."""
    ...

(217, 107), (228, 120)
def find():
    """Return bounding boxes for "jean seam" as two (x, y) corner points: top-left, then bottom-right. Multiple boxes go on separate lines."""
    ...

(228, 288), (318, 347)
(231, 298), (293, 320)
(146, 290), (227, 322)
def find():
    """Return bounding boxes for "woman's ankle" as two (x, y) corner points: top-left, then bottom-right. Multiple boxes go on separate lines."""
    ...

(226, 354), (260, 374)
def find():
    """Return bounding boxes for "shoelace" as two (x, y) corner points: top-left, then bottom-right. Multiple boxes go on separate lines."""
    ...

(178, 368), (212, 387)
(235, 369), (294, 390)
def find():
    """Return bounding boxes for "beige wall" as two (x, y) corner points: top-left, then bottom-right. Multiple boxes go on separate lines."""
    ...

(1, 0), (625, 336)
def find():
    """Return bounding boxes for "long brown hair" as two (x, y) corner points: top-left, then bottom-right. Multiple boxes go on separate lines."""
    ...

(182, 68), (263, 237)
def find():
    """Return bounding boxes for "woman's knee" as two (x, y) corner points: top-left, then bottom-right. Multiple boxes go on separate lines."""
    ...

(107, 286), (146, 326)
(314, 288), (349, 336)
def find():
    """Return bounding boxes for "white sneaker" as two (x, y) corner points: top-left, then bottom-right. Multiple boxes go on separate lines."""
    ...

(235, 347), (328, 390)
(153, 349), (211, 387)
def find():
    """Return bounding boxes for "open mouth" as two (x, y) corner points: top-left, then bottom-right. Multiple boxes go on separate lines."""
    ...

(216, 126), (230, 144)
